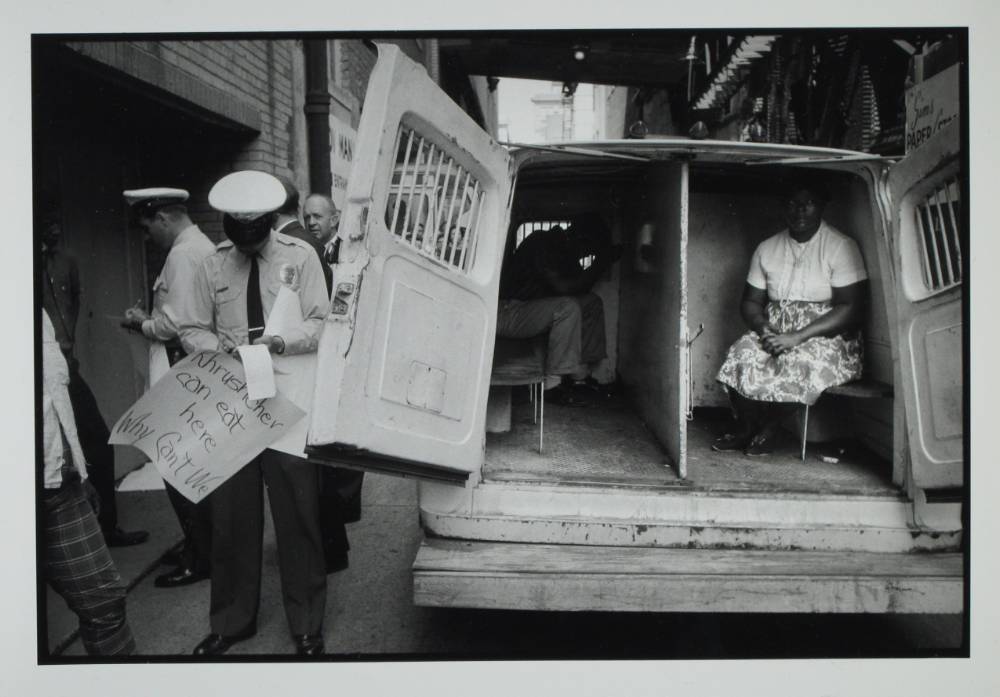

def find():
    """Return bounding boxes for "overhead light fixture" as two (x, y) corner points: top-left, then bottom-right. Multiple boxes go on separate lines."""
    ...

(572, 44), (588, 61)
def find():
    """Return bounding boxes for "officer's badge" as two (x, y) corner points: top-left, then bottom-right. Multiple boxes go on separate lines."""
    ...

(278, 263), (300, 291)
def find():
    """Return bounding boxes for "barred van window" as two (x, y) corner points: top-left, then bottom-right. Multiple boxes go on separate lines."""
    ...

(384, 125), (486, 273)
(514, 220), (571, 247)
(915, 176), (962, 293)
(515, 221), (595, 269)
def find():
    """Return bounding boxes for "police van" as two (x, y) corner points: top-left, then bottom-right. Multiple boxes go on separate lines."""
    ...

(307, 45), (963, 614)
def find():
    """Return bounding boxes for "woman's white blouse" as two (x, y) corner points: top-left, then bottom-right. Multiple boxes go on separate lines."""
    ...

(746, 221), (868, 302)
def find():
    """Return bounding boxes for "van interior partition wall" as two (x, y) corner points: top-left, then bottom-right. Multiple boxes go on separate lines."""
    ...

(492, 156), (895, 494)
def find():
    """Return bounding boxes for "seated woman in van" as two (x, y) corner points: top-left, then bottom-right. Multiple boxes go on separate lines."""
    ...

(714, 181), (868, 456)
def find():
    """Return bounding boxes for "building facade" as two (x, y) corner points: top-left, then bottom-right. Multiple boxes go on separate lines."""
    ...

(598, 31), (961, 153)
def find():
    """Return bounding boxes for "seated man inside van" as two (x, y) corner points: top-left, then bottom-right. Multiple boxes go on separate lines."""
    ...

(496, 218), (621, 405)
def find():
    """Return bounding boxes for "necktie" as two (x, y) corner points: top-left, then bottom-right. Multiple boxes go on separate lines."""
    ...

(246, 254), (265, 343)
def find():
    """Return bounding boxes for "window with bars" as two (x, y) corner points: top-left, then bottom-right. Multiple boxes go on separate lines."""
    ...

(384, 125), (487, 274)
(515, 220), (571, 247)
(915, 177), (962, 293)
(514, 220), (595, 270)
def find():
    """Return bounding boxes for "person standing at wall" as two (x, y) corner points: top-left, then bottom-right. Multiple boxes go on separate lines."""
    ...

(42, 308), (136, 656)
(41, 210), (149, 548)
(120, 187), (216, 588)
(179, 170), (329, 656)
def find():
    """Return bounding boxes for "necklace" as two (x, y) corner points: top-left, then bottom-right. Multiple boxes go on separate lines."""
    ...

(780, 230), (819, 302)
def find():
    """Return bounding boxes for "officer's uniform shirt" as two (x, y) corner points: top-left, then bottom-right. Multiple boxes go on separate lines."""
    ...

(180, 231), (329, 355)
(141, 224), (217, 342)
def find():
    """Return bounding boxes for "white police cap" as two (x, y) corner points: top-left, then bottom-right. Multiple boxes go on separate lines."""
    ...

(122, 187), (189, 215)
(208, 171), (285, 222)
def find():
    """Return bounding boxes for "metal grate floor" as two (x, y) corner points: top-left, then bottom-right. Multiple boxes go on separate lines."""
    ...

(485, 392), (898, 497)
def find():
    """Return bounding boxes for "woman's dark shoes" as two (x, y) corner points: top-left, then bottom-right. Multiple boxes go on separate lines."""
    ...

(192, 629), (256, 656)
(711, 432), (752, 452)
(104, 527), (149, 547)
(743, 431), (777, 457)
(294, 634), (325, 656)
(154, 565), (210, 588)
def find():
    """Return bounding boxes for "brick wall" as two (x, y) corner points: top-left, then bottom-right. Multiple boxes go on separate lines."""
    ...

(128, 40), (301, 177)
(66, 39), (310, 241)
(334, 40), (378, 111)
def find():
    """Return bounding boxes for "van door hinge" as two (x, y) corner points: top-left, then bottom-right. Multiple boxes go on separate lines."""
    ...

(347, 203), (370, 242)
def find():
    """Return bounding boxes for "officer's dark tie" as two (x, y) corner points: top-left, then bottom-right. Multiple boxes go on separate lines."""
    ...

(246, 254), (265, 343)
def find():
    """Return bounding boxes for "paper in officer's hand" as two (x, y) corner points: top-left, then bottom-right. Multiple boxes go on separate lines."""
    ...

(260, 276), (314, 457)
(236, 344), (276, 400)
(264, 285), (303, 337)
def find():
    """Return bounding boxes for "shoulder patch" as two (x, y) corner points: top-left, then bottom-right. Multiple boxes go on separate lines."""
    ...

(274, 231), (308, 248)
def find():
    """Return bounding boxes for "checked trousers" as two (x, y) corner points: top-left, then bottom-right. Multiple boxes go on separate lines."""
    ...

(42, 475), (135, 655)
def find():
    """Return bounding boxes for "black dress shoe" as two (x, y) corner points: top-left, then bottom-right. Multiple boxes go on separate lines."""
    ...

(104, 527), (150, 547)
(544, 385), (589, 408)
(324, 550), (349, 574)
(192, 630), (255, 656)
(294, 634), (325, 656)
(154, 565), (210, 588)
(160, 542), (185, 567)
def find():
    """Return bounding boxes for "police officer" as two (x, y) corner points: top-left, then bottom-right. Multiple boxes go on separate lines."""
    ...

(178, 171), (329, 656)
(121, 187), (216, 588)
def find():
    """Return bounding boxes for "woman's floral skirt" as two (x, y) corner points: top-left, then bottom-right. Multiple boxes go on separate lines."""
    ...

(716, 300), (863, 405)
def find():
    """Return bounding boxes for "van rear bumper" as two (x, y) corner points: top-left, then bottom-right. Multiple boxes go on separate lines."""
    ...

(412, 538), (963, 614)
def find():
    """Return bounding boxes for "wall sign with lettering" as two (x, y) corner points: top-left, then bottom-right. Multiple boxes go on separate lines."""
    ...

(109, 350), (304, 503)
(905, 63), (960, 154)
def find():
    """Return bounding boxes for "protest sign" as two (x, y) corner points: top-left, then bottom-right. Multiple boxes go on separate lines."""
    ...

(109, 350), (304, 503)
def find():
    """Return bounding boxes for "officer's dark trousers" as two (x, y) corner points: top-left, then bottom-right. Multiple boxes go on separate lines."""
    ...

(208, 448), (327, 637)
(165, 483), (212, 573)
(66, 365), (118, 534)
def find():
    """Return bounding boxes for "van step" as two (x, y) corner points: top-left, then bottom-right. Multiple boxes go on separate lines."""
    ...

(412, 538), (963, 613)
(420, 482), (961, 553)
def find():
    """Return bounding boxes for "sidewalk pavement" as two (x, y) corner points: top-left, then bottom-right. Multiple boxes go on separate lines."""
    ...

(45, 463), (181, 656)
(45, 464), (434, 657)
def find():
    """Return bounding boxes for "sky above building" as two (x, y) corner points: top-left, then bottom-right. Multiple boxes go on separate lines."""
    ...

(497, 77), (599, 143)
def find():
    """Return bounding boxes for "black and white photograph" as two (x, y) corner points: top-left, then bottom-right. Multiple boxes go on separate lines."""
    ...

(6, 1), (999, 695)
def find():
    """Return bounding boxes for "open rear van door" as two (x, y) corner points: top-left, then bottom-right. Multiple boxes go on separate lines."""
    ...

(307, 44), (513, 485)
(886, 119), (964, 490)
